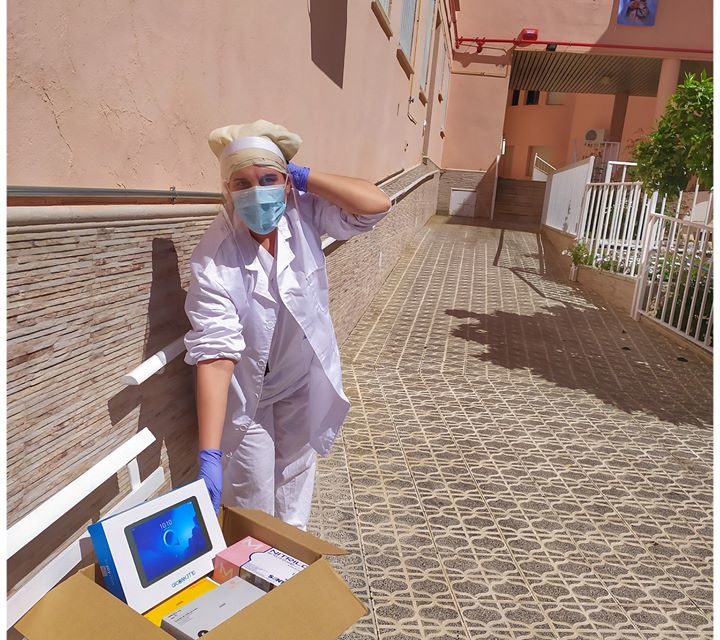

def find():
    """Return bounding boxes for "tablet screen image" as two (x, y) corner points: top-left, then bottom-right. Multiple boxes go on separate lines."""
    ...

(125, 497), (212, 588)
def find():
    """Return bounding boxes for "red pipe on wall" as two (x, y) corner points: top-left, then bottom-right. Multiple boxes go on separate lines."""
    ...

(456, 36), (712, 55)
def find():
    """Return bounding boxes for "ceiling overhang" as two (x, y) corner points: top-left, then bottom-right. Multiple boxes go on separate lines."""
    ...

(509, 50), (664, 96)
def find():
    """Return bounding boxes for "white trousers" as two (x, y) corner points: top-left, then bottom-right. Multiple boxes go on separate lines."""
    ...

(221, 382), (317, 530)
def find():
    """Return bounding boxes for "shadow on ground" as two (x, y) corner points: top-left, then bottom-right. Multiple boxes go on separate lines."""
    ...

(446, 305), (711, 429)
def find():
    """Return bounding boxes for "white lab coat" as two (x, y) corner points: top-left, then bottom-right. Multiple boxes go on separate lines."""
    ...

(184, 190), (387, 458)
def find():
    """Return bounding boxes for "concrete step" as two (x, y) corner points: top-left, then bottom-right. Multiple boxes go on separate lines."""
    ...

(480, 218), (541, 232)
(494, 178), (546, 220)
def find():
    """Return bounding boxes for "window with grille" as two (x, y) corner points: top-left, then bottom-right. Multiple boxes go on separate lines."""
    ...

(511, 89), (520, 106)
(418, 0), (436, 91)
(525, 90), (540, 105)
(399, 0), (418, 59)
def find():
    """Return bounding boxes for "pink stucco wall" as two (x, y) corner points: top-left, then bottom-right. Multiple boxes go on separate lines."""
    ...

(619, 95), (657, 160)
(450, 0), (712, 59)
(501, 91), (631, 178)
(501, 92), (577, 178)
(441, 69), (509, 170)
(443, 0), (713, 171)
(8, 1), (449, 189)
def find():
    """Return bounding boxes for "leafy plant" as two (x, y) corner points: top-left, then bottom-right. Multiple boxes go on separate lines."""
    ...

(562, 241), (591, 266)
(633, 71), (713, 194)
(598, 254), (619, 272)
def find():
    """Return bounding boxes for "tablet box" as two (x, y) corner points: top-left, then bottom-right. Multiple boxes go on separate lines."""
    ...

(213, 536), (308, 590)
(161, 577), (264, 639)
(87, 480), (226, 613)
(144, 577), (218, 627)
(15, 507), (368, 640)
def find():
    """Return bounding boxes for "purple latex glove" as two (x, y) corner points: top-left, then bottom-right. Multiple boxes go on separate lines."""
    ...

(198, 448), (223, 513)
(287, 161), (310, 192)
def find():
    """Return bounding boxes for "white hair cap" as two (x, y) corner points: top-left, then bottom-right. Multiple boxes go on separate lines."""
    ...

(208, 120), (302, 180)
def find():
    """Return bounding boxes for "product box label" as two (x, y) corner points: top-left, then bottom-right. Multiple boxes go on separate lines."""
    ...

(161, 577), (265, 639)
(143, 577), (217, 626)
(213, 536), (307, 591)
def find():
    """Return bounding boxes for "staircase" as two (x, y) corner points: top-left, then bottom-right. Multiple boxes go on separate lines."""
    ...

(492, 178), (546, 231)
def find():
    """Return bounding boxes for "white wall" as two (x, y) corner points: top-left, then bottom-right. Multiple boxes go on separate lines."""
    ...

(541, 156), (595, 235)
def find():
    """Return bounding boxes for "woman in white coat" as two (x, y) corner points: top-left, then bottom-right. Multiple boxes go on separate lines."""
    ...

(184, 120), (391, 529)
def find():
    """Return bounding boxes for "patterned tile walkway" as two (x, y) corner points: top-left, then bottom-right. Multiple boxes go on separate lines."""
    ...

(308, 216), (713, 640)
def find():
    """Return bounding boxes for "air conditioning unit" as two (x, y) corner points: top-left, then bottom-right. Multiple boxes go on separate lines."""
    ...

(584, 128), (605, 144)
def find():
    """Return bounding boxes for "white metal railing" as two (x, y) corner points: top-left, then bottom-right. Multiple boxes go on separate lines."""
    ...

(490, 154), (500, 220)
(121, 336), (186, 385)
(577, 180), (653, 276)
(632, 190), (714, 351)
(604, 160), (637, 183)
(7, 428), (165, 629)
(532, 153), (556, 181)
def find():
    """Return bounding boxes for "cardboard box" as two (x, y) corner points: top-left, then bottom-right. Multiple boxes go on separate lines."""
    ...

(15, 508), (367, 639)
(88, 480), (226, 612)
(144, 577), (218, 627)
(213, 535), (308, 590)
(161, 577), (265, 639)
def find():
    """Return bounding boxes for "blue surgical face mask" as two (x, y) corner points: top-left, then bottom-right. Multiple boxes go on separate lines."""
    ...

(230, 178), (288, 234)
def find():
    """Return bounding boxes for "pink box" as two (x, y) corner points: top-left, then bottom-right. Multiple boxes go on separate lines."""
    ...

(213, 536), (271, 584)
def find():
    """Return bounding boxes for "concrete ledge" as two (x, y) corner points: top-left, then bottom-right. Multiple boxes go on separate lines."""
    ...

(8, 204), (222, 230)
(576, 265), (636, 314)
(638, 315), (713, 364)
(542, 224), (636, 314)
(541, 225), (576, 256)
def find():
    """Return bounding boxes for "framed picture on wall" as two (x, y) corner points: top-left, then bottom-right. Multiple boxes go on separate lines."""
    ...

(617, 0), (658, 26)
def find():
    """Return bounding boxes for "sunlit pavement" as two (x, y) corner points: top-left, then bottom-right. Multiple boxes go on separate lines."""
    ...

(309, 216), (712, 640)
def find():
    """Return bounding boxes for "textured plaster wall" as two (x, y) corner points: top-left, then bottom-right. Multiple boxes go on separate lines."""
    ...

(8, 1), (448, 189)
(442, 70), (509, 170)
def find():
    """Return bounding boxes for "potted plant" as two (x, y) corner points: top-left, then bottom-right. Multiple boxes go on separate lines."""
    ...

(562, 241), (591, 281)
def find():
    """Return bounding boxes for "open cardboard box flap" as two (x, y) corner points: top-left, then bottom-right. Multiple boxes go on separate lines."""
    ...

(15, 567), (168, 640)
(220, 507), (349, 558)
(16, 507), (367, 640)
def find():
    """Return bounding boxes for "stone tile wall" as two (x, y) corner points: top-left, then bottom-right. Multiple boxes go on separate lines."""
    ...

(437, 168), (495, 217)
(6, 165), (439, 593)
(328, 167), (440, 343)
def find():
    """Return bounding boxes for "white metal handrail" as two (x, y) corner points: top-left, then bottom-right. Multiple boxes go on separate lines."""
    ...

(7, 428), (165, 628)
(533, 153), (556, 175)
(490, 154), (500, 220)
(604, 161), (637, 183)
(121, 336), (187, 385)
(120, 168), (440, 387)
(8, 429), (155, 557)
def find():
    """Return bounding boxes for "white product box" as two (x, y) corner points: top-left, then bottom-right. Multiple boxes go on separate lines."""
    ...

(161, 577), (265, 639)
(240, 546), (308, 592)
(88, 480), (226, 613)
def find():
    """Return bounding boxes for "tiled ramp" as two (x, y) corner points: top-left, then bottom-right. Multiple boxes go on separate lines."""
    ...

(309, 216), (712, 640)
